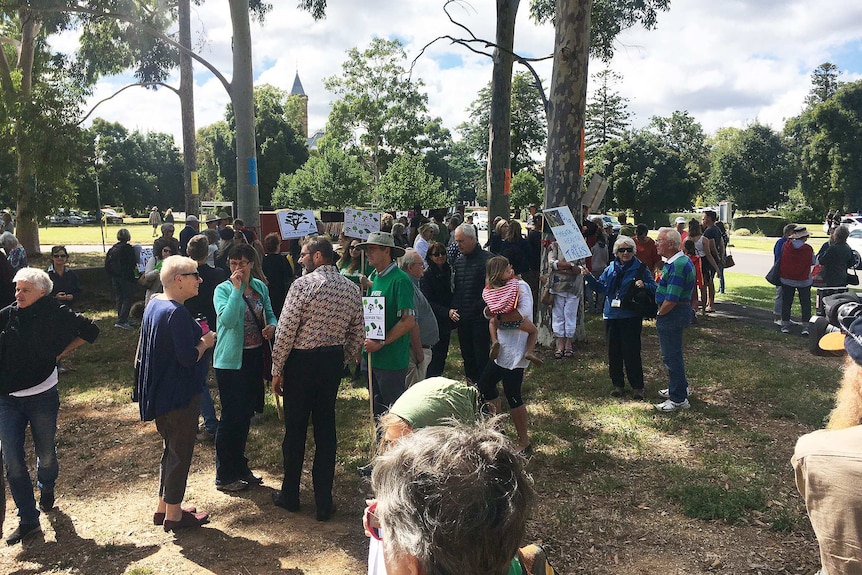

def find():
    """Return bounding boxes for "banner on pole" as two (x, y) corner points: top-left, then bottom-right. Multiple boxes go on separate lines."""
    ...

(542, 205), (591, 262)
(344, 208), (381, 239)
(276, 209), (317, 239)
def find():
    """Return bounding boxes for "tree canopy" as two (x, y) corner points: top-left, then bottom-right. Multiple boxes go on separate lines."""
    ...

(324, 38), (430, 183)
(459, 71), (548, 175)
(706, 124), (794, 211)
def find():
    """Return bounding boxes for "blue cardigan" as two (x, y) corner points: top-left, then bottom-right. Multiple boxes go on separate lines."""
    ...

(213, 277), (277, 370)
(135, 298), (207, 421)
(584, 257), (657, 320)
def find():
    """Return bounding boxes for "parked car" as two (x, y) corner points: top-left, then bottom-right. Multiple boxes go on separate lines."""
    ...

(48, 212), (83, 225)
(471, 211), (489, 231)
(100, 209), (124, 224)
(841, 228), (862, 269)
(71, 210), (97, 224)
(589, 214), (622, 233)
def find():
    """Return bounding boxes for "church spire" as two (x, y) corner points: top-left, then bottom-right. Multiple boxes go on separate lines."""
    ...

(290, 72), (306, 97)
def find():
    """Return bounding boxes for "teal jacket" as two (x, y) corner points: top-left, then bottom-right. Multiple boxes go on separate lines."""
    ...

(213, 277), (277, 370)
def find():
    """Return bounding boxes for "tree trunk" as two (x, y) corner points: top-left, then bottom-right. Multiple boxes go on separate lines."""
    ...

(229, 0), (259, 230)
(486, 0), (519, 223)
(14, 9), (42, 256)
(538, 0), (592, 347)
(179, 0), (199, 219)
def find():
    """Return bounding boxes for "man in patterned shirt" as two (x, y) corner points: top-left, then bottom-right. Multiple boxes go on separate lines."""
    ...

(270, 236), (364, 521)
(653, 227), (696, 412)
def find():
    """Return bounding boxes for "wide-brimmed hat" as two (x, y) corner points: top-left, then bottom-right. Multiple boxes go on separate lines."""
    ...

(355, 231), (406, 257)
(790, 226), (810, 239)
(205, 213), (220, 223)
(217, 212), (231, 221)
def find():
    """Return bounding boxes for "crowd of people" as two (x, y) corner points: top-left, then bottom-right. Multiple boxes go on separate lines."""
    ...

(0, 206), (855, 575)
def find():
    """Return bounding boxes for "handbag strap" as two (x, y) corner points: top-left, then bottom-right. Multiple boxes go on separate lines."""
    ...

(242, 293), (273, 353)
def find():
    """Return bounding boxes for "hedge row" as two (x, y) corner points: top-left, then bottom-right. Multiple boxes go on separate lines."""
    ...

(730, 215), (789, 237)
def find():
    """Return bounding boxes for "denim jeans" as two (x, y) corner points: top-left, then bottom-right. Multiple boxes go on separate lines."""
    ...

(0, 386), (60, 524)
(656, 304), (691, 403)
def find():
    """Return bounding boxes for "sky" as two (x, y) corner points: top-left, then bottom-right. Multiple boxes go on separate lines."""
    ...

(65, 0), (862, 146)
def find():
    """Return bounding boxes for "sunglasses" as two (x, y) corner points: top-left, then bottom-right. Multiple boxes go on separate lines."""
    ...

(364, 502), (382, 541)
(180, 272), (201, 279)
(617, 247), (634, 253)
(430, 252), (446, 257)
(52, 254), (68, 258)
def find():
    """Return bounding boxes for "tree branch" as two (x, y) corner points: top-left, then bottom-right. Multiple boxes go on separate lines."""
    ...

(29, 4), (232, 96)
(0, 38), (16, 99)
(78, 81), (180, 125)
(410, 0), (551, 113)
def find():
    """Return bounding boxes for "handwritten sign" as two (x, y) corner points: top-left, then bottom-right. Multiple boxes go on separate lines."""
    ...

(344, 208), (381, 239)
(542, 205), (591, 262)
(362, 296), (386, 340)
(138, 247), (153, 273)
(276, 209), (317, 239)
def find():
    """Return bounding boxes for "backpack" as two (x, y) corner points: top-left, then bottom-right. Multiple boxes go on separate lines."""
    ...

(104, 243), (123, 278)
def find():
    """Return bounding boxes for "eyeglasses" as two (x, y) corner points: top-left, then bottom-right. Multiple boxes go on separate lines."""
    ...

(364, 502), (382, 541)
(180, 272), (201, 279)
(229, 260), (250, 268)
(617, 247), (634, 253)
(349, 245), (360, 251)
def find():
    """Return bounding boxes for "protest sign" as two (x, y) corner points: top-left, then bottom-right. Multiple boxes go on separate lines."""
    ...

(344, 208), (381, 239)
(276, 209), (317, 239)
(362, 296), (386, 340)
(542, 205), (591, 261)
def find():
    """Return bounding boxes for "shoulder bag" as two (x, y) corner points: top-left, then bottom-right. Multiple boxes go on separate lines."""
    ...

(723, 246), (735, 268)
(621, 262), (658, 319)
(765, 260), (781, 286)
(243, 294), (274, 382)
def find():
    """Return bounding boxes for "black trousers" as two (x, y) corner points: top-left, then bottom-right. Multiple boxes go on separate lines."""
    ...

(427, 328), (451, 378)
(215, 347), (262, 484)
(280, 347), (344, 512)
(605, 316), (645, 390)
(458, 318), (491, 383)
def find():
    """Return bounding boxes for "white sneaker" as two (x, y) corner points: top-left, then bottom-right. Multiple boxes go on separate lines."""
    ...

(654, 399), (691, 412)
(773, 318), (783, 326)
(658, 388), (692, 399)
(781, 326), (790, 334)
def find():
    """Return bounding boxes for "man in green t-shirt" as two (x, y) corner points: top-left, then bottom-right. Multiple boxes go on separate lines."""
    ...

(357, 232), (416, 418)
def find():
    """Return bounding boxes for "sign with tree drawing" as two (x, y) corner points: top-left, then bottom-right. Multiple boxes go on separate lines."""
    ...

(362, 296), (386, 340)
(276, 209), (317, 239)
(344, 208), (381, 239)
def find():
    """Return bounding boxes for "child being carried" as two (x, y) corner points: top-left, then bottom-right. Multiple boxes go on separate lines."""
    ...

(482, 256), (543, 366)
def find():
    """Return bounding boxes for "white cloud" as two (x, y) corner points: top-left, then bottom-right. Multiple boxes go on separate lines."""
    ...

(80, 0), (862, 144)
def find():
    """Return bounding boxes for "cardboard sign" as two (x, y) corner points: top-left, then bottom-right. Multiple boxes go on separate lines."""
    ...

(276, 209), (317, 239)
(542, 205), (591, 262)
(363, 296), (386, 340)
(583, 173), (608, 213)
(344, 208), (381, 239)
(138, 247), (153, 273)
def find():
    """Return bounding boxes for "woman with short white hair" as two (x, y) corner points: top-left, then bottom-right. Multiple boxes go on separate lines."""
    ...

(136, 255), (216, 531)
(583, 235), (657, 399)
(0, 267), (99, 544)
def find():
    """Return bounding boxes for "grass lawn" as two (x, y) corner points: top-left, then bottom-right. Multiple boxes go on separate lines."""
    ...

(38, 219), (151, 246)
(8, 291), (830, 574)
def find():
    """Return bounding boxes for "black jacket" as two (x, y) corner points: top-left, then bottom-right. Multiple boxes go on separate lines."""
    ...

(452, 246), (492, 322)
(0, 296), (100, 394)
(818, 241), (855, 287)
(184, 263), (227, 327)
(420, 262), (453, 332)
